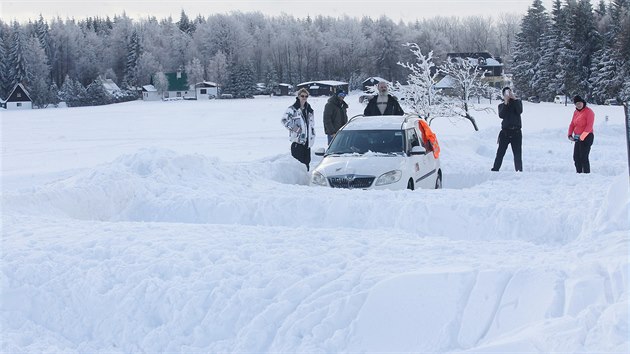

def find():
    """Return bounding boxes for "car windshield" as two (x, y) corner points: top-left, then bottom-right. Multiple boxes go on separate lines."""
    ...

(327, 129), (405, 155)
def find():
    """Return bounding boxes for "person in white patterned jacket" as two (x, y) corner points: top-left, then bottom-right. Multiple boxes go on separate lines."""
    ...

(281, 88), (316, 171)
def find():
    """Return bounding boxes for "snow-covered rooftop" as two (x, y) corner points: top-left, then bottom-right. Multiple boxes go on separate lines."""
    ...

(142, 85), (157, 92)
(102, 79), (121, 94)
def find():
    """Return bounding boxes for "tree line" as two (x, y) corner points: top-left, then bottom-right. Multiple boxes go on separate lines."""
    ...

(512, 0), (629, 104)
(0, 0), (628, 107)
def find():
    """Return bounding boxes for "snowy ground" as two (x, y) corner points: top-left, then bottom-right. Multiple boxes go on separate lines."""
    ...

(1, 94), (629, 353)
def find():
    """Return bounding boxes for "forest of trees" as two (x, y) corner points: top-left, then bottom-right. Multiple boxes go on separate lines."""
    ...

(0, 0), (628, 107)
(512, 0), (630, 103)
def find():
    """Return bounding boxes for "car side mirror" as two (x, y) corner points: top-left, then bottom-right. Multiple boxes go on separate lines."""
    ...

(410, 145), (426, 155)
(314, 147), (326, 156)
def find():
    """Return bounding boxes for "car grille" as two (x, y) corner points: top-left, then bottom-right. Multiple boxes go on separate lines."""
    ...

(328, 175), (375, 189)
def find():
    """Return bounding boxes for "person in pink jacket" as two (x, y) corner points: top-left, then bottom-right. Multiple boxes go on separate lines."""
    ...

(568, 95), (595, 173)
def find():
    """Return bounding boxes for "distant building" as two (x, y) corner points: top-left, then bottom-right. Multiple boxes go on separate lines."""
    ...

(195, 81), (219, 99)
(101, 78), (122, 96)
(362, 77), (389, 92)
(273, 83), (293, 96)
(296, 80), (349, 96)
(142, 85), (160, 101)
(162, 70), (194, 99)
(1, 83), (32, 110)
(446, 52), (507, 89)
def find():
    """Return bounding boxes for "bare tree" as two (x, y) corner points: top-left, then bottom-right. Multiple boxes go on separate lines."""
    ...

(395, 43), (447, 119)
(440, 57), (491, 131)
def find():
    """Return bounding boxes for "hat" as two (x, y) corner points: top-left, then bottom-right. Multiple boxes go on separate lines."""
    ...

(337, 90), (347, 97)
(573, 95), (586, 104)
(502, 86), (511, 95)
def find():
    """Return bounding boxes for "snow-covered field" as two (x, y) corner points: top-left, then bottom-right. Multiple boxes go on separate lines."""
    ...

(2, 94), (629, 353)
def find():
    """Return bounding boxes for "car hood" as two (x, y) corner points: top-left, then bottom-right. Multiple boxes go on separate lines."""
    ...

(314, 153), (405, 177)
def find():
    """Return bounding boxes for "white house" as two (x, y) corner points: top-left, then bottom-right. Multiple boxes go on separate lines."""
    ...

(2, 83), (33, 110)
(142, 85), (160, 101)
(195, 81), (219, 99)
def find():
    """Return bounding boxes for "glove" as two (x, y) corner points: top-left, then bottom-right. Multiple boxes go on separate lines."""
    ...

(568, 135), (574, 141)
(573, 134), (581, 141)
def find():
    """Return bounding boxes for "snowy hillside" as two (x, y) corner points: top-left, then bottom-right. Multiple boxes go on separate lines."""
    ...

(2, 95), (629, 353)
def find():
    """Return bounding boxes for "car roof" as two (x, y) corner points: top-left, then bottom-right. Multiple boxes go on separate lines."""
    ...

(343, 115), (419, 131)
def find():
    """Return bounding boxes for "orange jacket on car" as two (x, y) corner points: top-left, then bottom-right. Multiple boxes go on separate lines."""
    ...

(418, 119), (440, 159)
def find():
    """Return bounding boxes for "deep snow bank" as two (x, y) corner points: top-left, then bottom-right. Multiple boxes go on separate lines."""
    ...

(5, 148), (627, 246)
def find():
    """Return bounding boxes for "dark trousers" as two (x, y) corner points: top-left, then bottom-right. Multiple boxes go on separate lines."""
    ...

(492, 129), (522, 171)
(291, 142), (311, 171)
(573, 133), (594, 173)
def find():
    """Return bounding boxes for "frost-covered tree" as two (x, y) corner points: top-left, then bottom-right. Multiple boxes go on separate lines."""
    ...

(24, 37), (52, 107)
(440, 56), (491, 131)
(206, 50), (228, 86)
(395, 43), (446, 120)
(185, 57), (204, 94)
(152, 71), (168, 98)
(136, 51), (160, 85)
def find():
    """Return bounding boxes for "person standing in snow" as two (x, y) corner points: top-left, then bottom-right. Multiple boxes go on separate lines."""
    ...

(491, 86), (523, 172)
(281, 88), (316, 171)
(568, 95), (595, 173)
(364, 81), (404, 116)
(323, 90), (349, 144)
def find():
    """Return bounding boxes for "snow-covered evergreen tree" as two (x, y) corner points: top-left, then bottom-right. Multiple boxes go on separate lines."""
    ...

(566, 0), (600, 97)
(48, 81), (61, 107)
(123, 29), (140, 88)
(86, 76), (112, 105)
(223, 61), (256, 98)
(177, 10), (195, 35)
(532, 0), (565, 101)
(511, 0), (549, 98)
(0, 33), (9, 99)
(8, 21), (29, 87)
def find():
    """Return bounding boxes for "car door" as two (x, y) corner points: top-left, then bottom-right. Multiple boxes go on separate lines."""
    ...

(406, 128), (436, 189)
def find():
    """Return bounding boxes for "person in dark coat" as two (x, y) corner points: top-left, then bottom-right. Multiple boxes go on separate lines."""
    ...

(323, 90), (349, 144)
(491, 86), (523, 172)
(364, 81), (404, 116)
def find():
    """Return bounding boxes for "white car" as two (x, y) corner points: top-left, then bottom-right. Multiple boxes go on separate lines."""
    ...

(311, 115), (442, 190)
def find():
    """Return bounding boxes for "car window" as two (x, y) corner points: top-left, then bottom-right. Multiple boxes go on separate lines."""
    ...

(327, 130), (404, 154)
(405, 128), (422, 152)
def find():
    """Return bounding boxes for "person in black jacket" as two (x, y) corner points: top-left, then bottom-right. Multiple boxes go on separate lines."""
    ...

(491, 86), (523, 172)
(364, 81), (404, 116)
(323, 90), (349, 144)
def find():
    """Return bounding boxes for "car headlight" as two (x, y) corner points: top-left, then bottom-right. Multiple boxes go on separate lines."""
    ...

(375, 170), (402, 186)
(311, 171), (328, 186)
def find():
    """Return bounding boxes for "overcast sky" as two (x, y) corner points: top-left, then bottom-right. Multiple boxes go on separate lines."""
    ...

(3, 0), (551, 23)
